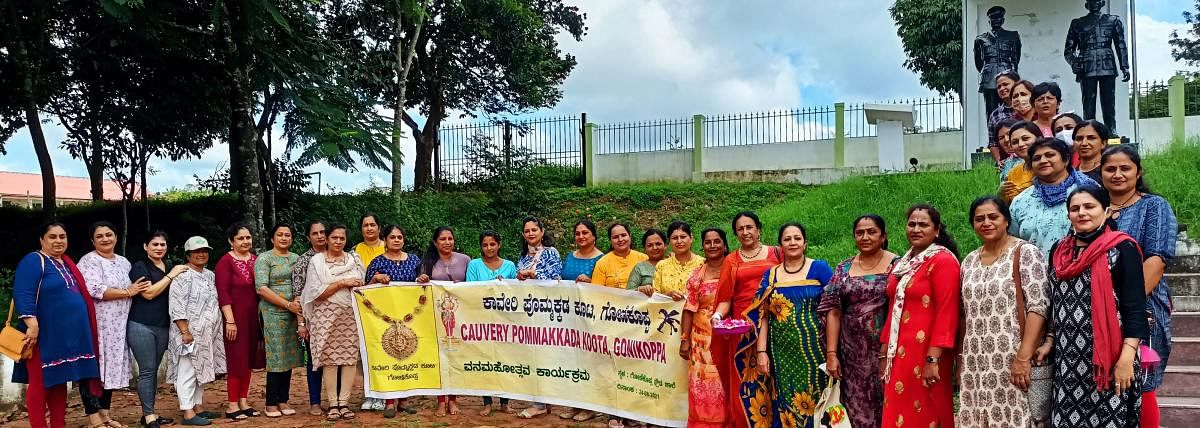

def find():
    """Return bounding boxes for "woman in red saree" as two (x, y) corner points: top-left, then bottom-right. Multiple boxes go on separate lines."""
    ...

(713, 211), (781, 428)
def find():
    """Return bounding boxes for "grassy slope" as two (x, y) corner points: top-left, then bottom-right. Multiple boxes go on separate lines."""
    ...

(543, 142), (1200, 264)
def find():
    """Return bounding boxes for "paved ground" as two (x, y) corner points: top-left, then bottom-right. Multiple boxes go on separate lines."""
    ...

(1, 369), (618, 427)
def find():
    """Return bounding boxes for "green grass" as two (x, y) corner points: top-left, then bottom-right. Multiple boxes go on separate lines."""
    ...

(540, 141), (1199, 264)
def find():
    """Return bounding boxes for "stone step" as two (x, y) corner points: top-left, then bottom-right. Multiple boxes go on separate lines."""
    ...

(1173, 297), (1200, 313)
(1161, 396), (1200, 428)
(1171, 338), (1200, 366)
(1169, 254), (1200, 275)
(1161, 366), (1200, 398)
(1174, 313), (1200, 340)
(1168, 273), (1200, 297)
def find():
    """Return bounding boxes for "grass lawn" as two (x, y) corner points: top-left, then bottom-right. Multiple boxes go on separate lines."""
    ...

(546, 141), (1200, 263)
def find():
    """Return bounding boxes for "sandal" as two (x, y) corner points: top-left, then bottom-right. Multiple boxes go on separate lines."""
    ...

(104, 420), (128, 428)
(326, 408), (341, 421)
(240, 407), (261, 417)
(573, 410), (596, 421)
(225, 411), (247, 421)
(263, 407), (282, 418)
(338, 405), (356, 420)
(608, 418), (626, 428)
(517, 407), (549, 419)
(557, 408), (579, 419)
(279, 407), (296, 416)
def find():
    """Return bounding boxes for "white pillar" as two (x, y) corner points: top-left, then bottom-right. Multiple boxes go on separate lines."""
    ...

(877, 120), (907, 172)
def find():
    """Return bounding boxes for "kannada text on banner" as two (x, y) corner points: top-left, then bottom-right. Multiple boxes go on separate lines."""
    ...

(351, 280), (689, 427)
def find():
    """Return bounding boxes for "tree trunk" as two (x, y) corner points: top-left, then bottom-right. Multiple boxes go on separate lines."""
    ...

(225, 0), (263, 235)
(390, 6), (425, 196)
(88, 135), (103, 201)
(140, 152), (150, 232)
(25, 104), (55, 217)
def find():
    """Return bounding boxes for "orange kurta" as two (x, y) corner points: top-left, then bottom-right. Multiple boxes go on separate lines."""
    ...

(880, 251), (960, 428)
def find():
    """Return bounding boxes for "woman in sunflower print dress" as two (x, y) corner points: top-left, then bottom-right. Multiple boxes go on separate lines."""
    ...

(254, 224), (306, 417)
(752, 222), (834, 428)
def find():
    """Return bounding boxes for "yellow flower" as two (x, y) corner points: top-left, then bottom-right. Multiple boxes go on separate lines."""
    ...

(749, 388), (772, 428)
(741, 349), (763, 380)
(792, 391), (817, 416)
(779, 410), (798, 428)
(769, 293), (794, 322)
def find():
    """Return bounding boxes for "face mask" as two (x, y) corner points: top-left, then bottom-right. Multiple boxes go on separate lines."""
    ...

(1056, 129), (1075, 146)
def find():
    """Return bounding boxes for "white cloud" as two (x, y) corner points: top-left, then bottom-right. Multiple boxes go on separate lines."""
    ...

(1134, 13), (1199, 82)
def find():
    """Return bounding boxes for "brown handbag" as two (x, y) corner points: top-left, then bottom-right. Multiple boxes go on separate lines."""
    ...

(0, 254), (44, 361)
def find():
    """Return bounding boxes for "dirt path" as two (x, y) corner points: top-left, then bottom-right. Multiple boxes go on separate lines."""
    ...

(2, 369), (620, 427)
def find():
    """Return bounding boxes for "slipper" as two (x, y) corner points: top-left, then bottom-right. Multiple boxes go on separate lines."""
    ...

(240, 408), (261, 417)
(196, 411), (221, 420)
(104, 420), (128, 428)
(517, 407), (549, 419)
(573, 410), (596, 422)
(263, 409), (282, 418)
(179, 416), (211, 426)
(557, 409), (579, 419)
(308, 406), (324, 416)
(279, 408), (297, 416)
(224, 411), (247, 421)
(383, 406), (398, 419)
(608, 418), (626, 428)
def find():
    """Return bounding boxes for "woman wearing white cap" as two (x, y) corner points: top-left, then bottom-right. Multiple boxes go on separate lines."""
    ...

(167, 236), (227, 426)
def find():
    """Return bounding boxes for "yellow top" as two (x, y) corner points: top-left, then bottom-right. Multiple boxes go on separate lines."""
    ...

(651, 253), (703, 295)
(591, 250), (649, 288)
(354, 241), (386, 266)
(1001, 161), (1034, 203)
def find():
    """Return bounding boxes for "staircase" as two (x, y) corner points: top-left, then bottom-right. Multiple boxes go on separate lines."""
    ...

(1161, 234), (1200, 427)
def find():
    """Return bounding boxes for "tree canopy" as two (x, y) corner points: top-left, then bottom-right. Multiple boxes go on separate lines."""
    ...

(890, 0), (962, 97)
(1172, 0), (1200, 66)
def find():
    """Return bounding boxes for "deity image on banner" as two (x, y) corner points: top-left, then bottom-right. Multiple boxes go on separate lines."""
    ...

(1065, 0), (1130, 132)
(974, 5), (1021, 115)
(438, 293), (461, 350)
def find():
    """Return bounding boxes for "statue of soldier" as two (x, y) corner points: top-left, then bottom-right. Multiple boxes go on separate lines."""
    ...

(1065, 0), (1130, 132)
(974, 6), (1021, 116)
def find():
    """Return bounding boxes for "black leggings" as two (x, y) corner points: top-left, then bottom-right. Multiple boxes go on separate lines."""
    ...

(265, 371), (293, 406)
(80, 388), (113, 415)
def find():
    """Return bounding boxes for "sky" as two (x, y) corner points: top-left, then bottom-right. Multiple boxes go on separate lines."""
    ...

(2, 0), (1196, 194)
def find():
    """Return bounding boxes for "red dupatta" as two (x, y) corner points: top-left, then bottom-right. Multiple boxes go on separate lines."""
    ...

(1051, 228), (1138, 391)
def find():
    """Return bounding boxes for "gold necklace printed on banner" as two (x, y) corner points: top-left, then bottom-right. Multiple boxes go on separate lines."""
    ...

(355, 287), (429, 361)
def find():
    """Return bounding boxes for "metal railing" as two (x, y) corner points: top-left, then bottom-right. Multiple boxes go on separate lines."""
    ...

(438, 115), (584, 183)
(593, 117), (694, 155)
(1135, 80), (1170, 119)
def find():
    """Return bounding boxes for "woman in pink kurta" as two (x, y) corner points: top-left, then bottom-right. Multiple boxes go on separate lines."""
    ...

(681, 228), (732, 427)
(216, 223), (265, 421)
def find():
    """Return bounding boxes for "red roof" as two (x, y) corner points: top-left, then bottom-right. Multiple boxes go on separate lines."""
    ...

(0, 171), (138, 201)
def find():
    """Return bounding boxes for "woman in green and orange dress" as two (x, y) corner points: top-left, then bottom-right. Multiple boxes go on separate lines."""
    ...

(752, 222), (834, 428)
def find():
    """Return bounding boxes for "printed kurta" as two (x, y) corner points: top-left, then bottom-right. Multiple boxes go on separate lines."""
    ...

(880, 251), (960, 428)
(254, 251), (305, 373)
(77, 252), (134, 389)
(651, 254), (703, 295)
(1010, 184), (1080, 257)
(591, 250), (648, 288)
(816, 257), (894, 428)
(167, 268), (226, 385)
(684, 265), (727, 427)
(715, 247), (781, 428)
(292, 249), (317, 299)
(1115, 195), (1178, 391)
(516, 247), (563, 280)
(957, 240), (1048, 428)
(303, 252), (366, 368)
(365, 253), (421, 283)
(754, 262), (834, 428)
(215, 253), (264, 375)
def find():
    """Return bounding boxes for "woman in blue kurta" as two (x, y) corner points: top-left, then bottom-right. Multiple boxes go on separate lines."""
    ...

(1009, 137), (1099, 257)
(363, 224), (421, 419)
(561, 220), (604, 283)
(750, 222), (834, 428)
(467, 230), (519, 416)
(515, 216), (563, 419)
(1101, 144), (1179, 427)
(12, 222), (102, 428)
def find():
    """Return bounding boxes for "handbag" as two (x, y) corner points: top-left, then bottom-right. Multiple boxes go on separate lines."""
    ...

(0, 254), (44, 361)
(813, 367), (852, 428)
(1012, 244), (1052, 422)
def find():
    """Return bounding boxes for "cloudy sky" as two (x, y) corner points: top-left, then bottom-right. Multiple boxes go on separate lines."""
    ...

(3, 0), (1196, 193)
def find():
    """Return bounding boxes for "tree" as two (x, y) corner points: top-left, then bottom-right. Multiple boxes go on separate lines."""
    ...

(0, 1), (70, 216)
(1171, 0), (1200, 66)
(890, 0), (962, 97)
(380, 0), (587, 190)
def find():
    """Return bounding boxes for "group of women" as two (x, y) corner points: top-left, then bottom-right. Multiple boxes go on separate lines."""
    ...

(10, 136), (1178, 428)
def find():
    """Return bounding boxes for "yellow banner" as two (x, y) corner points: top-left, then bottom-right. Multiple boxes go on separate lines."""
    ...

(352, 280), (689, 426)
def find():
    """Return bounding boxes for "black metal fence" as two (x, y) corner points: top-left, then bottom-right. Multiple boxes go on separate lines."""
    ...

(1135, 80), (1170, 119)
(593, 117), (694, 154)
(438, 115), (584, 183)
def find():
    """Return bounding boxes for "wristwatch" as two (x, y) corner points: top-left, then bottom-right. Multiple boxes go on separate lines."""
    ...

(925, 356), (940, 364)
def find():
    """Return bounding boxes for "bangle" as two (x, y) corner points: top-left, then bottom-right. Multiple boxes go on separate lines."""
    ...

(825, 350), (838, 355)
(167, 275), (175, 280)
(1014, 356), (1030, 363)
(225, 322), (236, 325)
(877, 355), (887, 360)
(757, 351), (768, 355)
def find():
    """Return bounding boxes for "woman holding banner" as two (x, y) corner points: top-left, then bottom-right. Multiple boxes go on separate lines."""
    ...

(302, 224), (366, 422)
(592, 223), (648, 288)
(364, 224), (421, 418)
(467, 230), (518, 416)
(752, 222), (834, 428)
(713, 211), (781, 428)
(627, 228), (667, 292)
(680, 228), (731, 427)
(644, 221), (701, 299)
(562, 220), (604, 284)
(417, 227), (470, 417)
(515, 216), (562, 419)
